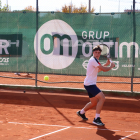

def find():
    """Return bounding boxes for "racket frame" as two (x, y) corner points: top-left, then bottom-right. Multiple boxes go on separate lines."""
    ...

(99, 43), (112, 63)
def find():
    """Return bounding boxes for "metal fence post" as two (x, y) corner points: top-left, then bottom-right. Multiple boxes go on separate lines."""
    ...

(131, 0), (136, 94)
(35, 0), (39, 87)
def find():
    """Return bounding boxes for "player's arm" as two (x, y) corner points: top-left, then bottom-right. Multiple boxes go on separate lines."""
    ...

(98, 62), (115, 72)
(98, 59), (110, 72)
(103, 59), (110, 66)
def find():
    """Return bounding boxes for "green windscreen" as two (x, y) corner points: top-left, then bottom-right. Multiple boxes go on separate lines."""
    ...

(0, 12), (140, 77)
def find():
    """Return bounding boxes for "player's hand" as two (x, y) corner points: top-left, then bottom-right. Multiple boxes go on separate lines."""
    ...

(111, 62), (115, 68)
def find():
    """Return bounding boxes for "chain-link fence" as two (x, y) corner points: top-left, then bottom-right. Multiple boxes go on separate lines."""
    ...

(0, 11), (140, 93)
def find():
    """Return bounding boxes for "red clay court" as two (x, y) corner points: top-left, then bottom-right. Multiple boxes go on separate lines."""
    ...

(0, 88), (140, 140)
(1, 2), (140, 140)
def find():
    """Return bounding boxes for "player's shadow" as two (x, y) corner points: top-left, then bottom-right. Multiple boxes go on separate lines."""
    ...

(79, 121), (136, 140)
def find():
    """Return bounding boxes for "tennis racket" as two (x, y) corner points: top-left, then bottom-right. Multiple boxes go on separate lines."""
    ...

(100, 44), (112, 63)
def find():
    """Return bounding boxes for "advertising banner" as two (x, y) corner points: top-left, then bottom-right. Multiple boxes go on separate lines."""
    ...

(0, 12), (140, 77)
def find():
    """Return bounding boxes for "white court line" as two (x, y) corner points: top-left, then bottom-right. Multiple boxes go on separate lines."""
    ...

(5, 121), (139, 140)
(28, 127), (70, 140)
(8, 122), (66, 127)
(7, 122), (121, 131)
(8, 121), (138, 132)
(119, 131), (138, 140)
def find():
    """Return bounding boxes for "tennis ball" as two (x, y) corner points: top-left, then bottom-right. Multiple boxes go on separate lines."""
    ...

(44, 75), (49, 81)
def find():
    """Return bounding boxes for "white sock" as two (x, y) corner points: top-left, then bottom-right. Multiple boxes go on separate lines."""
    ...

(95, 113), (100, 119)
(80, 109), (85, 114)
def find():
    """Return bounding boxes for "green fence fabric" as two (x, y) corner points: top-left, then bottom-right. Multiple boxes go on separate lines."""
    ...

(0, 12), (140, 77)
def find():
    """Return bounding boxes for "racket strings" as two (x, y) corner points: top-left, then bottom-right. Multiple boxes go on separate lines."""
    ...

(100, 45), (109, 56)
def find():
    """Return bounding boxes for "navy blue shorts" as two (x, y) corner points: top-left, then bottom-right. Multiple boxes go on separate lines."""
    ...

(84, 85), (101, 98)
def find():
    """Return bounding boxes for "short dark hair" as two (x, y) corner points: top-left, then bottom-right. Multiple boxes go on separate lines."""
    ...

(92, 45), (102, 52)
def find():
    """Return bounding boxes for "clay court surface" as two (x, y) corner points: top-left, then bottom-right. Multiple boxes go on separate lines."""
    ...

(0, 89), (140, 140)
(0, 72), (140, 92)
(0, 72), (140, 140)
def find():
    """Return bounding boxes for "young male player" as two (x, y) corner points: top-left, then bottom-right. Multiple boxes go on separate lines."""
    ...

(77, 45), (115, 126)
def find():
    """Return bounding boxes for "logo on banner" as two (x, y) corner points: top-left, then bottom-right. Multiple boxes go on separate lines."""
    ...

(34, 19), (78, 69)
(0, 34), (22, 57)
(82, 60), (119, 71)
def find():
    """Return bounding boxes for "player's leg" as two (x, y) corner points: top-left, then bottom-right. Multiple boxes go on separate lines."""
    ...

(78, 92), (104, 115)
(82, 97), (98, 111)
(95, 91), (105, 114)
(77, 85), (100, 120)
(93, 91), (105, 126)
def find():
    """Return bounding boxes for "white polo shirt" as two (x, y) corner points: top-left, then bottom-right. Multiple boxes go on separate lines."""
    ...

(84, 57), (101, 86)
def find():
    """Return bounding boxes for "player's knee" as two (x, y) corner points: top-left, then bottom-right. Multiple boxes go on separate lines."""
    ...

(100, 92), (105, 102)
(102, 94), (105, 102)
(90, 101), (96, 108)
(90, 102), (94, 107)
(103, 96), (105, 102)
(97, 92), (105, 101)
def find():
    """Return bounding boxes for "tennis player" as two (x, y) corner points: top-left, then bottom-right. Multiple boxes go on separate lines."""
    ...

(77, 45), (115, 126)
